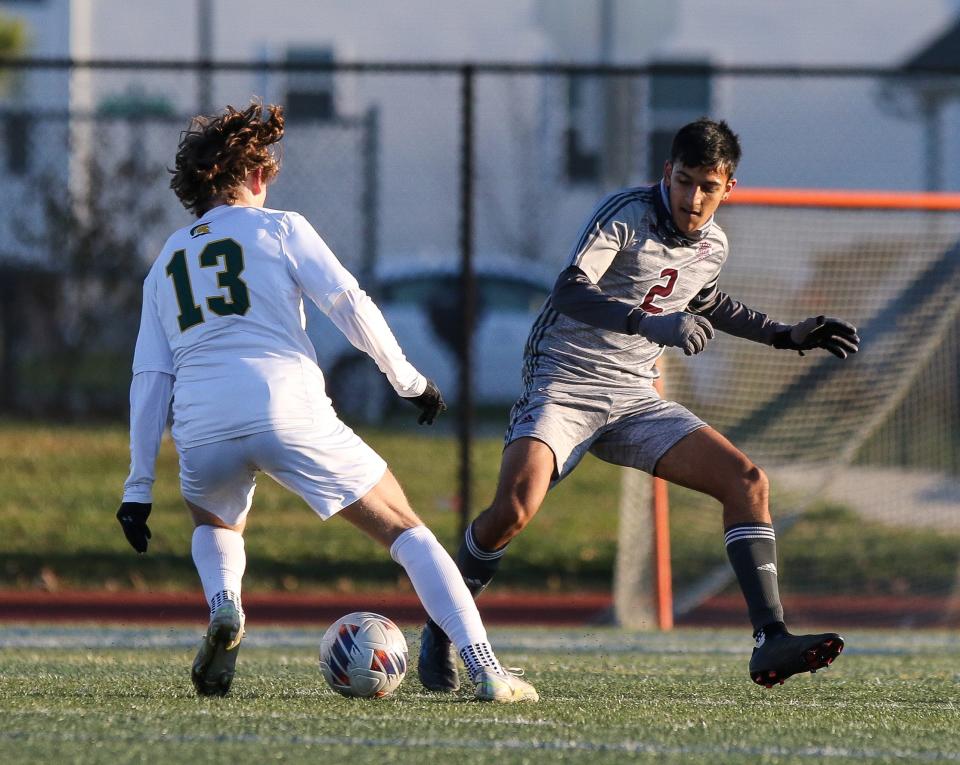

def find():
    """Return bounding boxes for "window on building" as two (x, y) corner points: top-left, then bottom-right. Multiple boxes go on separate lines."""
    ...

(564, 74), (602, 183)
(285, 47), (336, 121)
(4, 113), (29, 176)
(648, 61), (712, 174)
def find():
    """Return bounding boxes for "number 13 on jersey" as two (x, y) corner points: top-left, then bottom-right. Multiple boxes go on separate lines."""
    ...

(165, 238), (251, 331)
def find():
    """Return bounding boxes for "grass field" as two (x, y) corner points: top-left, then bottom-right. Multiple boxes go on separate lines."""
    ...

(1, 421), (957, 598)
(1, 625), (958, 764)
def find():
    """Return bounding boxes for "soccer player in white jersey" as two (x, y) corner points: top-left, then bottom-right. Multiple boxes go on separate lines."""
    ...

(419, 118), (860, 691)
(115, 102), (536, 702)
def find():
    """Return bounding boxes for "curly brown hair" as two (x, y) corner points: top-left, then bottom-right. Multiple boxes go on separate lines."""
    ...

(170, 101), (285, 217)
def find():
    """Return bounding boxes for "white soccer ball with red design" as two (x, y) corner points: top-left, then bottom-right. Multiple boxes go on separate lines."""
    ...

(319, 611), (408, 698)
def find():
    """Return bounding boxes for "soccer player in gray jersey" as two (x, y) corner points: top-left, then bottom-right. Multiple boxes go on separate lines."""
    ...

(419, 118), (859, 692)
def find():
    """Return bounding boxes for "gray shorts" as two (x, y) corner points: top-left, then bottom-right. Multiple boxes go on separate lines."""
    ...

(504, 379), (707, 482)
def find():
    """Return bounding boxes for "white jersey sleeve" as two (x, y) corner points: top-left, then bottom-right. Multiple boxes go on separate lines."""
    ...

(132, 272), (175, 375)
(122, 370), (173, 503)
(279, 212), (359, 314)
(327, 287), (427, 397)
(280, 212), (426, 397)
(125, 276), (174, 502)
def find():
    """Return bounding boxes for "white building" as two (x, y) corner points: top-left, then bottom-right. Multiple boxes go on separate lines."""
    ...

(0, 0), (958, 269)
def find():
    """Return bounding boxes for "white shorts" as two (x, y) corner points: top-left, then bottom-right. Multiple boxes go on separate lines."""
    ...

(177, 423), (388, 527)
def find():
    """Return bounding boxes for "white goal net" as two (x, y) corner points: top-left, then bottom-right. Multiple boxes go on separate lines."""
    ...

(615, 191), (960, 628)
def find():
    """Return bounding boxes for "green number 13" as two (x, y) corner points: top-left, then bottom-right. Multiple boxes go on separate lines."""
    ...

(165, 238), (251, 331)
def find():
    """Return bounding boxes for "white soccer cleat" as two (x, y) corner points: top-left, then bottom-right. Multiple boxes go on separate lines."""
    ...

(473, 667), (539, 703)
(191, 601), (246, 697)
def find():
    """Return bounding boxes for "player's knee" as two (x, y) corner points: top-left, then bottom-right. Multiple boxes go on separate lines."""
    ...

(490, 492), (538, 537)
(717, 463), (767, 509)
(740, 464), (769, 509)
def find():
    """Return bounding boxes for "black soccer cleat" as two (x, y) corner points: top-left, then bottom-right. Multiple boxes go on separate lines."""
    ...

(191, 602), (244, 697)
(418, 620), (461, 692)
(749, 630), (844, 688)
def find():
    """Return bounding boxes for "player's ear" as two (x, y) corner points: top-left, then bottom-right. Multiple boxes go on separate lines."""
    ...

(248, 167), (265, 195)
(663, 161), (673, 185)
(722, 176), (737, 200)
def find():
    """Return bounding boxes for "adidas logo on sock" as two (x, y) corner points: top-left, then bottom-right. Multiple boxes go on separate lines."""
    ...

(464, 577), (489, 597)
(756, 563), (778, 575)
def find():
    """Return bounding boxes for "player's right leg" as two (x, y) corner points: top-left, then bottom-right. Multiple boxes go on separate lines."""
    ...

(420, 385), (607, 692)
(339, 471), (538, 702)
(417, 437), (555, 691)
(254, 424), (537, 702)
(179, 438), (255, 697)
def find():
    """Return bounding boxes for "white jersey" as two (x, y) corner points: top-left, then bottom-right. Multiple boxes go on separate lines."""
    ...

(133, 205), (359, 449)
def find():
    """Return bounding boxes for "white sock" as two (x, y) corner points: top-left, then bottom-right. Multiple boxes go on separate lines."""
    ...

(390, 525), (503, 679)
(459, 643), (503, 681)
(191, 525), (246, 615)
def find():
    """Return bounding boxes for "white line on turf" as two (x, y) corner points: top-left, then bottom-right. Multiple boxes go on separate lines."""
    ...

(1, 625), (958, 654)
(0, 730), (958, 761)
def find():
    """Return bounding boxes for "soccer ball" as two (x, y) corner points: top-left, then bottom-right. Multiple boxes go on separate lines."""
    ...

(319, 611), (408, 698)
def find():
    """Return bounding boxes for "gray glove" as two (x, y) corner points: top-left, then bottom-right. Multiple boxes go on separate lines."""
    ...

(772, 316), (860, 359)
(629, 310), (714, 356)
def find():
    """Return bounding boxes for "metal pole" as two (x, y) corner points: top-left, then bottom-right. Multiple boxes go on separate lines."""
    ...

(197, 0), (213, 113)
(457, 65), (476, 541)
(652, 362), (673, 630)
(922, 95), (943, 191)
(360, 106), (380, 291)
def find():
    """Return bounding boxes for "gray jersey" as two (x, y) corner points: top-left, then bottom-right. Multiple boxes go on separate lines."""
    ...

(524, 182), (728, 389)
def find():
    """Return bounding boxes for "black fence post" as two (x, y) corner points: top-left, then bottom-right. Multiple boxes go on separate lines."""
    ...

(457, 64), (476, 541)
(196, 0), (213, 113)
(360, 105), (380, 291)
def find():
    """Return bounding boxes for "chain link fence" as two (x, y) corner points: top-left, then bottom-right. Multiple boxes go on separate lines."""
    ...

(1, 60), (958, 614)
(3, 60), (957, 413)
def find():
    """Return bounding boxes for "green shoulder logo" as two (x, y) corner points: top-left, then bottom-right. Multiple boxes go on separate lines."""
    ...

(190, 223), (211, 238)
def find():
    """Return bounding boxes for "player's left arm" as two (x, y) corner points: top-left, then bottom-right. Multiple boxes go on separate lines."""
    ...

(687, 282), (860, 359)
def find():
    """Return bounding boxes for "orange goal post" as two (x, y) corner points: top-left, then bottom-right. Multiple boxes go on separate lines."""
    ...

(612, 187), (960, 630)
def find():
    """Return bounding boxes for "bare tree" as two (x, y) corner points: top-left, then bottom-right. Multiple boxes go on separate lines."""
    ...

(15, 148), (168, 416)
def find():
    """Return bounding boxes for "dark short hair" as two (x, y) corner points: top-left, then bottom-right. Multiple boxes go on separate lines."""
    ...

(170, 101), (284, 217)
(670, 118), (741, 178)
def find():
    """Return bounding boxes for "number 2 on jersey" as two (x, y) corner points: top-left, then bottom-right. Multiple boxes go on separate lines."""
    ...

(166, 238), (251, 331)
(639, 268), (678, 314)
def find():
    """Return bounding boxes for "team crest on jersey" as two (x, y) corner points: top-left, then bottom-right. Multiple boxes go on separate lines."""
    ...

(697, 241), (712, 257)
(190, 223), (211, 238)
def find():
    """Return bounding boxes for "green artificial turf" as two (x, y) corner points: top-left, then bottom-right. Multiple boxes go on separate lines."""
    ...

(0, 626), (958, 764)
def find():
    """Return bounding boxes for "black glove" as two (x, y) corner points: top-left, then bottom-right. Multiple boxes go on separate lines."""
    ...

(116, 501), (152, 553)
(407, 378), (446, 425)
(772, 316), (860, 359)
(630, 310), (715, 356)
